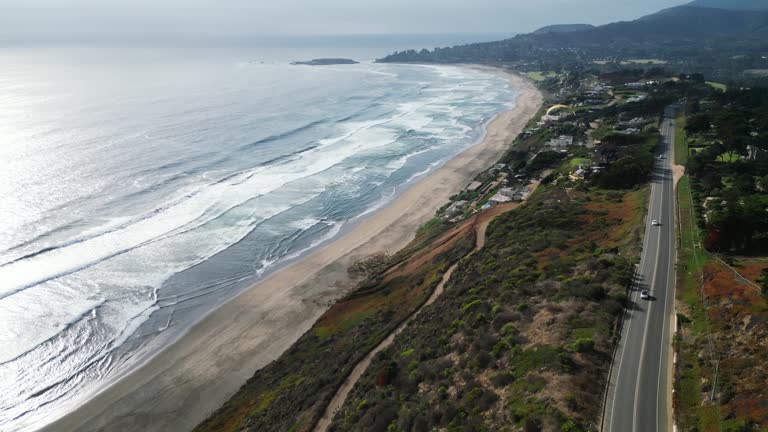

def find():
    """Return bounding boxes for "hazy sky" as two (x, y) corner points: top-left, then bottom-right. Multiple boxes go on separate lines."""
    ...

(1, 0), (691, 39)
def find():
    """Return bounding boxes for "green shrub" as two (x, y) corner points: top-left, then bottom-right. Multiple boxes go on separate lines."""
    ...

(570, 338), (595, 353)
(490, 372), (515, 387)
(492, 341), (511, 358)
(500, 322), (518, 336)
(460, 299), (482, 314)
(561, 419), (583, 432)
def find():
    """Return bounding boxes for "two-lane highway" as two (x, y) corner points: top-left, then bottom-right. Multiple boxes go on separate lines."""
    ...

(603, 107), (677, 432)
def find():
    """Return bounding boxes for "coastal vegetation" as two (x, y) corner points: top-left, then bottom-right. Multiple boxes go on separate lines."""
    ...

(194, 219), (477, 432)
(674, 85), (768, 429)
(526, 71), (558, 82)
(327, 183), (646, 431)
(685, 87), (768, 254)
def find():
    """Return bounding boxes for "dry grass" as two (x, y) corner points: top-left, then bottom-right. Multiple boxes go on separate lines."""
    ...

(693, 260), (768, 427)
(732, 257), (768, 285)
(580, 187), (647, 252)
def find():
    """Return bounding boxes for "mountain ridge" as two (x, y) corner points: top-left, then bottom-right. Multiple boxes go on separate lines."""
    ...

(377, 5), (768, 65)
(532, 24), (595, 35)
(687, 0), (768, 10)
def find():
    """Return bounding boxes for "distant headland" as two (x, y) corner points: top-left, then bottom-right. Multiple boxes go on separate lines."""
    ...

(290, 58), (359, 66)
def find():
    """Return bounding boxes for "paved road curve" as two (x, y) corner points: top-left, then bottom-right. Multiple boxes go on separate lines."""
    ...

(603, 107), (677, 432)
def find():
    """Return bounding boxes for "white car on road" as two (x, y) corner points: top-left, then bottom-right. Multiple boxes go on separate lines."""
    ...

(651, 219), (660, 226)
(641, 290), (651, 300)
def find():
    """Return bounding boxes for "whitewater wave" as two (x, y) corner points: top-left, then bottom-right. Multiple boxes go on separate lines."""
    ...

(0, 58), (519, 431)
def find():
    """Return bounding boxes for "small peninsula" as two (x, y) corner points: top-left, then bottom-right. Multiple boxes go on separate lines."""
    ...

(291, 58), (359, 66)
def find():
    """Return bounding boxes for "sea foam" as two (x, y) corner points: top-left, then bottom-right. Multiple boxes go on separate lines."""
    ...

(0, 51), (518, 431)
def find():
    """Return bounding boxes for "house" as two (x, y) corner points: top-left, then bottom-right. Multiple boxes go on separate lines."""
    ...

(444, 200), (469, 219)
(496, 187), (529, 202)
(546, 135), (574, 148)
(490, 163), (507, 174)
(620, 117), (647, 126)
(481, 180), (500, 194)
(467, 181), (483, 192)
(539, 114), (563, 125)
(510, 190), (529, 201)
(488, 187), (527, 205)
(488, 193), (513, 205)
(569, 168), (587, 182)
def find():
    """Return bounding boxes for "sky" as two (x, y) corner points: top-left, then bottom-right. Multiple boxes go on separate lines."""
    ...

(0, 0), (691, 40)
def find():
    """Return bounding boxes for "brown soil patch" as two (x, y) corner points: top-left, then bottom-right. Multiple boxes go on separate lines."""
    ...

(699, 260), (768, 426)
(384, 221), (473, 282)
(521, 302), (571, 349)
(702, 262), (765, 317)
(672, 164), (685, 187)
(732, 258), (768, 286)
(581, 191), (642, 249)
(535, 247), (566, 270)
(535, 371), (575, 417)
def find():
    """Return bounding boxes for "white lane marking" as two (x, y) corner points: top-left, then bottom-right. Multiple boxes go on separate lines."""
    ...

(609, 179), (656, 431)
(656, 134), (675, 431)
(633, 189), (662, 432)
(608, 118), (673, 431)
(656, 213), (673, 430)
(632, 120), (668, 432)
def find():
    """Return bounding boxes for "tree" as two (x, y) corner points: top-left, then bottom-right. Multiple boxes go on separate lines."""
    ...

(758, 268), (768, 297)
(685, 114), (712, 134)
(715, 110), (750, 157)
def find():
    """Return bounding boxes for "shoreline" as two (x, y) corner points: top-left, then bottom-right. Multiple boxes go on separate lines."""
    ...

(39, 66), (543, 432)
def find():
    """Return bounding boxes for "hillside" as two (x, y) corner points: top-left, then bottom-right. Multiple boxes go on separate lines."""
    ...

(630, 5), (768, 37)
(532, 24), (595, 35)
(377, 5), (768, 81)
(328, 185), (646, 431)
(688, 0), (768, 10)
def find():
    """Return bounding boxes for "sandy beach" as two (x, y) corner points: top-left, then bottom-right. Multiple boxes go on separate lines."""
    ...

(40, 67), (543, 432)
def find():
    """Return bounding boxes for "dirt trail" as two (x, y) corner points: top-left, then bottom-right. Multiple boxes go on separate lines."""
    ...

(313, 184), (538, 432)
(312, 255), (460, 432)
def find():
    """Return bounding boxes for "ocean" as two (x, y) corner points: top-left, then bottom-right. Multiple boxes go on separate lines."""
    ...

(0, 36), (518, 431)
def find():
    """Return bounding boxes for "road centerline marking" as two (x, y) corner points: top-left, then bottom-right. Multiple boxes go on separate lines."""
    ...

(632, 136), (666, 432)
(609, 179), (656, 432)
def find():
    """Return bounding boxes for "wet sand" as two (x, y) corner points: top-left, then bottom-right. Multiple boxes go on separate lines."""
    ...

(40, 67), (543, 432)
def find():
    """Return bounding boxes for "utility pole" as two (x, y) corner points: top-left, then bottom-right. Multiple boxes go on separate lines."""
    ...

(710, 360), (719, 401)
